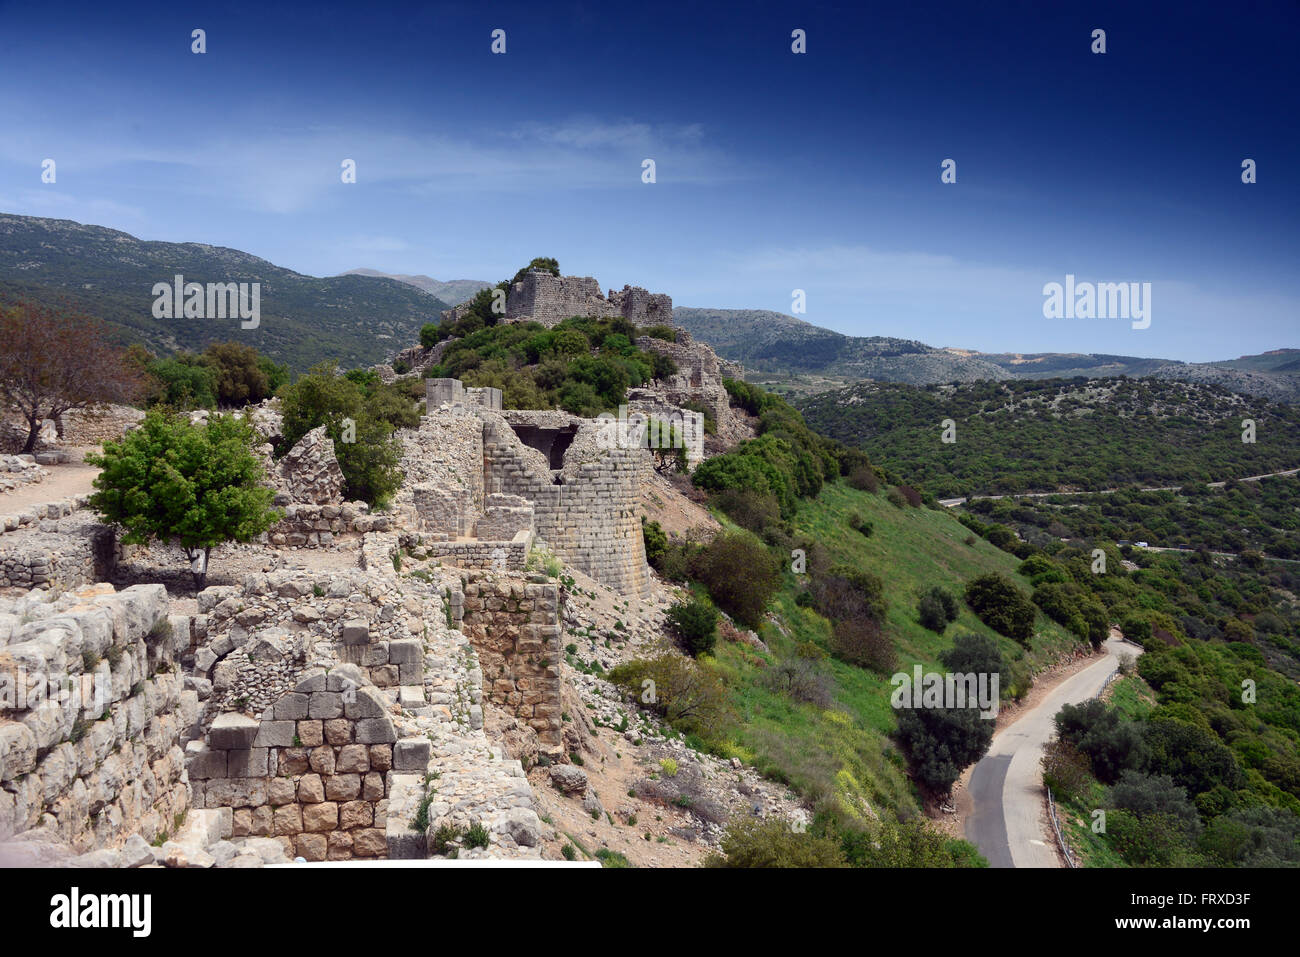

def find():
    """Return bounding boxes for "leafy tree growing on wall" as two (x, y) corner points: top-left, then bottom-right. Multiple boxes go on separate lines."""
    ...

(87, 411), (279, 589)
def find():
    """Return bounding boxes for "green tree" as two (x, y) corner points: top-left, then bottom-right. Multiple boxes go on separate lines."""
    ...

(666, 594), (719, 656)
(691, 530), (782, 628)
(278, 363), (404, 505)
(87, 411), (278, 589)
(964, 573), (1037, 644)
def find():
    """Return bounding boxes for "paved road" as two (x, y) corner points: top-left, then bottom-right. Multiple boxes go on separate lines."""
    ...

(966, 636), (1142, 868)
(937, 466), (1300, 508)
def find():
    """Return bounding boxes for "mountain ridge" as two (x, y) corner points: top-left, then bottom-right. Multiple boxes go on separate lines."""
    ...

(0, 213), (450, 372)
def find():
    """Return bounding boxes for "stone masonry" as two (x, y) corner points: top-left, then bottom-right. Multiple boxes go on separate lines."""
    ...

(454, 572), (564, 757)
(477, 270), (673, 329)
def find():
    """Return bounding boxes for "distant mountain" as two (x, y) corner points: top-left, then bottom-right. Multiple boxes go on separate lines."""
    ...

(0, 214), (449, 372)
(968, 349), (1300, 403)
(341, 269), (491, 307)
(674, 307), (1299, 402)
(673, 307), (1011, 389)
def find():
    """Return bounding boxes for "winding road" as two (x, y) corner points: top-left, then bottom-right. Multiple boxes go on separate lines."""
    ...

(937, 466), (1300, 508)
(965, 636), (1142, 868)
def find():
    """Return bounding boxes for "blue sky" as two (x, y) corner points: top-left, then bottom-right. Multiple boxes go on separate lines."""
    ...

(0, 0), (1296, 361)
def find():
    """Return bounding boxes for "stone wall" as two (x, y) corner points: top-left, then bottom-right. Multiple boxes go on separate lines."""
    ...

(0, 583), (193, 850)
(425, 378), (502, 413)
(608, 285), (673, 326)
(635, 330), (733, 428)
(0, 454), (46, 493)
(0, 512), (117, 590)
(184, 671), (413, 861)
(484, 414), (652, 597)
(476, 493), (534, 540)
(429, 534), (530, 571)
(275, 426), (345, 505)
(500, 271), (673, 329)
(455, 572), (563, 756)
(267, 501), (392, 547)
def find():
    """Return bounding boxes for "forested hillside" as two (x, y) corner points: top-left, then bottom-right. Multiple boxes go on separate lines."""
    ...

(0, 214), (449, 371)
(796, 377), (1300, 499)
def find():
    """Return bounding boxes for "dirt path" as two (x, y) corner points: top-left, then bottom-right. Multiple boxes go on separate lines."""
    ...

(0, 447), (101, 512)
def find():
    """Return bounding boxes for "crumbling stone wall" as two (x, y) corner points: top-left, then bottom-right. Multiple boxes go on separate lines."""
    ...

(476, 493), (534, 540)
(275, 426), (345, 504)
(608, 284), (673, 326)
(0, 513), (117, 589)
(500, 271), (673, 329)
(185, 671), (421, 861)
(0, 583), (193, 850)
(635, 330), (733, 428)
(412, 484), (476, 539)
(267, 501), (392, 547)
(484, 414), (652, 597)
(455, 573), (563, 757)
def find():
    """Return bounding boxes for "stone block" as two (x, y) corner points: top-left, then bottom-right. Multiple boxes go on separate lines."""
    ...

(354, 718), (396, 744)
(252, 720), (295, 748)
(209, 712), (259, 750)
(297, 773), (324, 803)
(325, 774), (361, 802)
(393, 737), (431, 772)
(336, 744), (369, 773)
(308, 691), (343, 720)
(302, 801), (338, 832)
(341, 619), (369, 645)
(296, 719), (323, 747)
(295, 833), (327, 861)
(323, 718), (352, 745)
(226, 748), (268, 778)
(272, 693), (309, 720)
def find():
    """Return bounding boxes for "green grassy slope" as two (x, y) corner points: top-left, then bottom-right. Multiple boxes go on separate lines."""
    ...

(704, 481), (1083, 822)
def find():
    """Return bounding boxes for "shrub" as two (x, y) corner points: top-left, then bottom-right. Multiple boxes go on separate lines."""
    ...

(847, 464), (879, 493)
(691, 531), (782, 628)
(886, 488), (908, 508)
(666, 594), (719, 657)
(1053, 699), (1147, 785)
(713, 488), (782, 534)
(897, 484), (923, 507)
(641, 518), (667, 567)
(607, 654), (731, 737)
(918, 586), (958, 633)
(1041, 739), (1093, 803)
(848, 512), (873, 537)
(895, 700), (995, 796)
(704, 818), (848, 868)
(964, 573), (1036, 644)
(763, 656), (836, 708)
(831, 616), (896, 674)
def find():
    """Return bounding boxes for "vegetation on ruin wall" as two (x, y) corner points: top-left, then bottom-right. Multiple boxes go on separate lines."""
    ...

(420, 314), (677, 416)
(796, 377), (1300, 499)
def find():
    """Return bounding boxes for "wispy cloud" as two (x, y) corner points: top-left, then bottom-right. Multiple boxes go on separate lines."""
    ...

(0, 109), (748, 216)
